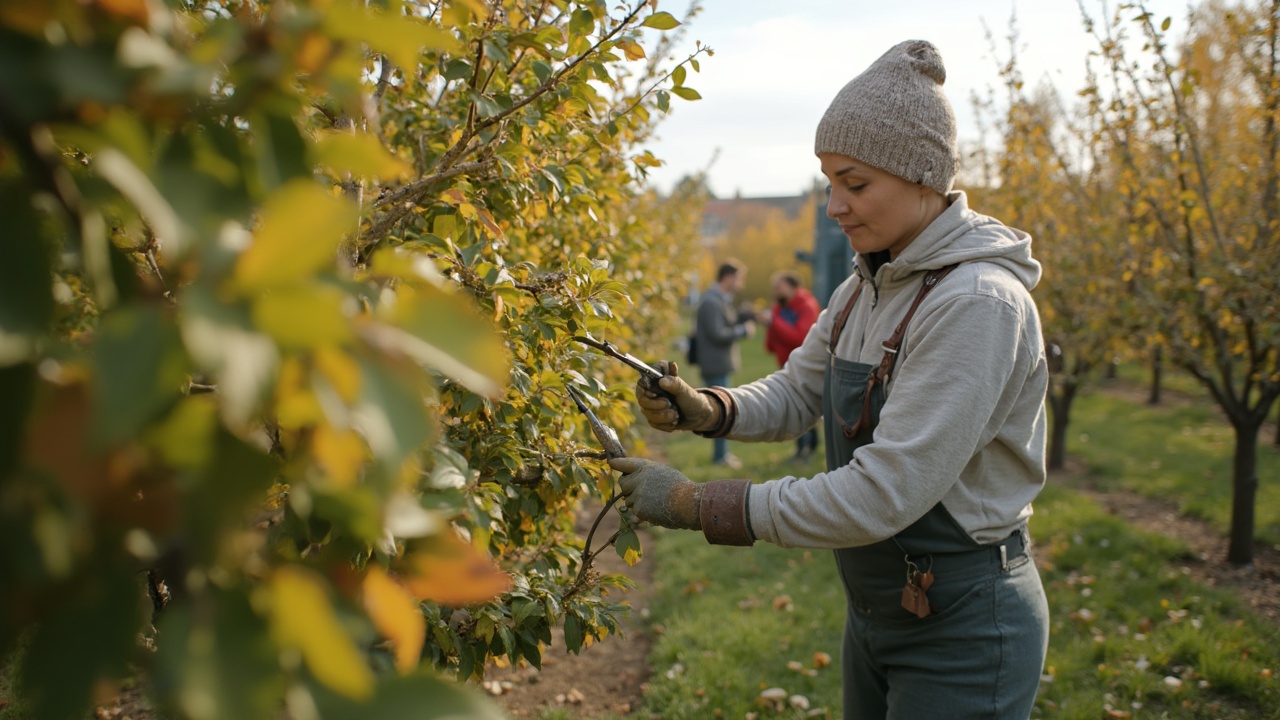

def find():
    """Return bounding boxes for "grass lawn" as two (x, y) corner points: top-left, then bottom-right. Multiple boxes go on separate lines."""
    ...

(630, 333), (1280, 719)
(1068, 382), (1280, 546)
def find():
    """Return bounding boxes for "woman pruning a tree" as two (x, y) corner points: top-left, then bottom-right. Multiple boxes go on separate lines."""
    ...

(612, 40), (1051, 719)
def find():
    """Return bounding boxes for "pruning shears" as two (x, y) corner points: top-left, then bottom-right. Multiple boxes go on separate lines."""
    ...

(564, 385), (643, 568)
(565, 385), (626, 460)
(572, 334), (684, 424)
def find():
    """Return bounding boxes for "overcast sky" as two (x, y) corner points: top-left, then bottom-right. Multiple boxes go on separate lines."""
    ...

(640, 0), (1192, 198)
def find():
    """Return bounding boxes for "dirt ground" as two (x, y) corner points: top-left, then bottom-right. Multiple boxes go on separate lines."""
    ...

(1066, 468), (1280, 621)
(485, 503), (655, 719)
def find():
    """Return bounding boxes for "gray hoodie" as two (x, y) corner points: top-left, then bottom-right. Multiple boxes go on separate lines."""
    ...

(730, 192), (1049, 548)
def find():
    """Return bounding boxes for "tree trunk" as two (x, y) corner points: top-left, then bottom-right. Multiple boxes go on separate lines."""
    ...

(1105, 358), (1118, 380)
(1148, 345), (1163, 406)
(1273, 400), (1279, 448)
(1047, 378), (1078, 471)
(1226, 419), (1260, 566)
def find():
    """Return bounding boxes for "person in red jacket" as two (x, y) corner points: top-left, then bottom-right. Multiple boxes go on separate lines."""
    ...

(764, 271), (821, 461)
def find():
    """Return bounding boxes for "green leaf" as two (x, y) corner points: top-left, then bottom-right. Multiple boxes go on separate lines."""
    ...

(0, 362), (36, 481)
(531, 59), (553, 84)
(180, 286), (279, 427)
(568, 8), (594, 38)
(187, 428), (280, 563)
(563, 612), (584, 654)
(351, 358), (434, 483)
(311, 486), (384, 544)
(249, 111), (310, 194)
(441, 58), (472, 81)
(614, 526), (641, 566)
(670, 86), (701, 101)
(640, 11), (681, 30)
(153, 589), (283, 720)
(671, 65), (686, 88)
(19, 568), (143, 720)
(1161, 16), (1172, 31)
(656, 89), (670, 113)
(0, 190), (52, 365)
(91, 305), (189, 445)
(472, 92), (503, 118)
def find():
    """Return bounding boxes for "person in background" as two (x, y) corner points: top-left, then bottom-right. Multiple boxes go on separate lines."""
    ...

(692, 259), (754, 468)
(764, 270), (821, 462)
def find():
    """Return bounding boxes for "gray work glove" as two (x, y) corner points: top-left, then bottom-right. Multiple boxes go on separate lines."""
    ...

(635, 360), (720, 434)
(609, 457), (702, 531)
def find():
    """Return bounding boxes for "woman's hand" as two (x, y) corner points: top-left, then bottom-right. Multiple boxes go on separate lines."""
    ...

(609, 457), (701, 530)
(635, 361), (720, 433)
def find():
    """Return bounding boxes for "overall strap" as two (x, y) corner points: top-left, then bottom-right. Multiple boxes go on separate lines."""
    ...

(841, 264), (958, 439)
(827, 279), (865, 353)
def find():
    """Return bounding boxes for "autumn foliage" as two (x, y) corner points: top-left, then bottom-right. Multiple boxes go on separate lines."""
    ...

(974, 0), (1280, 564)
(0, 0), (707, 717)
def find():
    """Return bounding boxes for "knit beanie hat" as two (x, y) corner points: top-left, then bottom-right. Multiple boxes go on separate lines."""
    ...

(814, 40), (958, 194)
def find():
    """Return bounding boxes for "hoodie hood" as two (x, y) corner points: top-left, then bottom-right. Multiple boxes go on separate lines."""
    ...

(855, 190), (1041, 292)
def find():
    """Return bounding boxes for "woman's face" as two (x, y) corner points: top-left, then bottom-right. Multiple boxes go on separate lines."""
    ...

(819, 153), (940, 259)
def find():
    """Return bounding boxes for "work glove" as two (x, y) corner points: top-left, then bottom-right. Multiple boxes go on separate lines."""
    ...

(609, 457), (702, 531)
(635, 360), (720, 433)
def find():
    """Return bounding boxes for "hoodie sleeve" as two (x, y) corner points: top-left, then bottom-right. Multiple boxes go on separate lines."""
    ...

(746, 289), (1036, 548)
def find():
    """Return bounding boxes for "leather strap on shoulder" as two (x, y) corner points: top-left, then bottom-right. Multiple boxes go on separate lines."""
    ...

(828, 280), (865, 353)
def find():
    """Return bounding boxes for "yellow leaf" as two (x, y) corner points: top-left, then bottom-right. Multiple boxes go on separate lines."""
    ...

(615, 38), (645, 61)
(269, 566), (374, 699)
(474, 207), (505, 239)
(367, 246), (447, 287)
(313, 132), (413, 181)
(253, 285), (353, 349)
(362, 567), (426, 674)
(314, 424), (367, 488)
(623, 547), (640, 566)
(235, 180), (358, 291)
(277, 387), (323, 429)
(276, 358), (324, 429)
(314, 345), (363, 404)
(401, 532), (511, 605)
(325, 2), (462, 70)
(295, 32), (332, 74)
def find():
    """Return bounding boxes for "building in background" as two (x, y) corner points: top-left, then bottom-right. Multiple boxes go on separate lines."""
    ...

(696, 186), (851, 308)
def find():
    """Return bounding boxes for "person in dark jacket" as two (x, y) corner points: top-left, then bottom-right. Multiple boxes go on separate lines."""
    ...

(764, 271), (821, 461)
(692, 259), (754, 467)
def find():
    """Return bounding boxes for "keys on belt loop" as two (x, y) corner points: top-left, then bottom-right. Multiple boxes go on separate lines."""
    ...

(901, 554), (934, 619)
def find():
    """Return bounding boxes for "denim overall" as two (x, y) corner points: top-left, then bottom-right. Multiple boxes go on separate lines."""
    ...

(824, 271), (1049, 720)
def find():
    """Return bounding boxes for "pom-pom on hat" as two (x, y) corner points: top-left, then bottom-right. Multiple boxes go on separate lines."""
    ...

(814, 40), (958, 194)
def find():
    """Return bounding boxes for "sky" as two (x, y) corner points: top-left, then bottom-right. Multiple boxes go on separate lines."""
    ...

(639, 0), (1193, 198)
